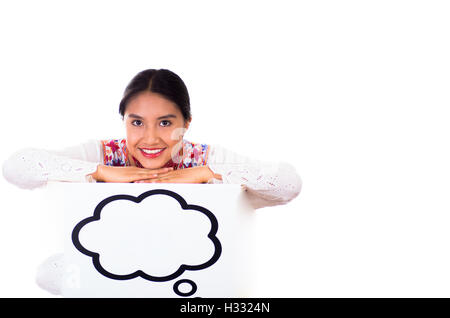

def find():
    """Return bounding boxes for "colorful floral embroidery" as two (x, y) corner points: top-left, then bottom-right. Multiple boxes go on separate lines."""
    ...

(102, 139), (128, 167)
(100, 139), (210, 169)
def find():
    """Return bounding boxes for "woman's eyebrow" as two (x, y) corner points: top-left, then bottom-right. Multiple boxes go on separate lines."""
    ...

(156, 114), (177, 120)
(128, 113), (177, 120)
(128, 114), (144, 119)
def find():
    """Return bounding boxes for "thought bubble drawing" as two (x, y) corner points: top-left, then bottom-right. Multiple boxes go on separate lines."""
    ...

(71, 189), (222, 297)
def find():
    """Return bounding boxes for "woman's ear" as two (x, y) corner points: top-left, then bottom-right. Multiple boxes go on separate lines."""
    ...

(184, 118), (192, 131)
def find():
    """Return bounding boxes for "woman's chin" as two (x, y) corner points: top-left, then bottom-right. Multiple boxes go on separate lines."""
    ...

(138, 156), (169, 169)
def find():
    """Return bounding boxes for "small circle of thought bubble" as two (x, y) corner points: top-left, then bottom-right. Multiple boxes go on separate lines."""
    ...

(173, 279), (197, 297)
(71, 189), (222, 284)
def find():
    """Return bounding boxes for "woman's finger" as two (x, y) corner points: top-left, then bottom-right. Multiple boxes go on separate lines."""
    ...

(137, 167), (172, 176)
(150, 176), (173, 183)
(153, 167), (173, 174)
(135, 178), (166, 183)
(132, 168), (172, 182)
(152, 167), (179, 178)
(134, 179), (151, 183)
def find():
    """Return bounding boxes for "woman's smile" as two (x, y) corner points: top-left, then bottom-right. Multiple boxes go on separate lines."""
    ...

(139, 147), (166, 158)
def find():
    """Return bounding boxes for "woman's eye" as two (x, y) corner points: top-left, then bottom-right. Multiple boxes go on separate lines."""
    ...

(132, 120), (143, 127)
(160, 120), (171, 127)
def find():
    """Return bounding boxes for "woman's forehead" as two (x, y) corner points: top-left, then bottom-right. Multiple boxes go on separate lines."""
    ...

(125, 92), (181, 118)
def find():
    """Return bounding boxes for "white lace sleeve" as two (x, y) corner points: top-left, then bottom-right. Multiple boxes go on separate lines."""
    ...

(206, 144), (302, 209)
(2, 139), (103, 190)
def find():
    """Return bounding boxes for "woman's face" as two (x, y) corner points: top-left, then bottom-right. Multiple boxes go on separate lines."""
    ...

(123, 91), (190, 169)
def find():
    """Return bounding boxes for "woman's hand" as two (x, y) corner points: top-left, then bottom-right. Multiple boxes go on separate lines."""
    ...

(134, 166), (220, 184)
(89, 165), (174, 183)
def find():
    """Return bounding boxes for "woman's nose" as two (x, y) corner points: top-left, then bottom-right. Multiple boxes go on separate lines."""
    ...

(143, 126), (157, 140)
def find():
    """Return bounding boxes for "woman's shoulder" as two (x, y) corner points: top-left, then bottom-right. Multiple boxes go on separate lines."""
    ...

(184, 140), (249, 165)
(100, 138), (128, 166)
(182, 139), (209, 152)
(179, 139), (210, 168)
(100, 138), (127, 147)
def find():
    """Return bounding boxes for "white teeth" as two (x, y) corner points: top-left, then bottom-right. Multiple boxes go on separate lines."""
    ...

(141, 148), (164, 154)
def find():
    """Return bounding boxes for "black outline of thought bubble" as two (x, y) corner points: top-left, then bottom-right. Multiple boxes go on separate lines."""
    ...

(71, 189), (222, 282)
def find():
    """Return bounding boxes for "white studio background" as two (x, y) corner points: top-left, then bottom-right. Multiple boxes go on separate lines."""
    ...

(1, 0), (450, 297)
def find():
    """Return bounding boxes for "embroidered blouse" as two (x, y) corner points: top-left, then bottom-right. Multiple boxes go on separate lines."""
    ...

(2, 139), (302, 209)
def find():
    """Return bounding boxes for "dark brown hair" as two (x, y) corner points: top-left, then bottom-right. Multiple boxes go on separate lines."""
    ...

(119, 69), (192, 123)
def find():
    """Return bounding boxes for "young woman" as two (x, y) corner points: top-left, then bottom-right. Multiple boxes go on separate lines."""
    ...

(2, 68), (302, 295)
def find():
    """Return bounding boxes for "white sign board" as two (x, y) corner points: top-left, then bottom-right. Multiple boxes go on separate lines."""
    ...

(45, 182), (255, 298)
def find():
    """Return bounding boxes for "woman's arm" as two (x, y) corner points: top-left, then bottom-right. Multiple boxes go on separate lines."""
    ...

(2, 140), (103, 189)
(2, 140), (175, 189)
(206, 144), (302, 209)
